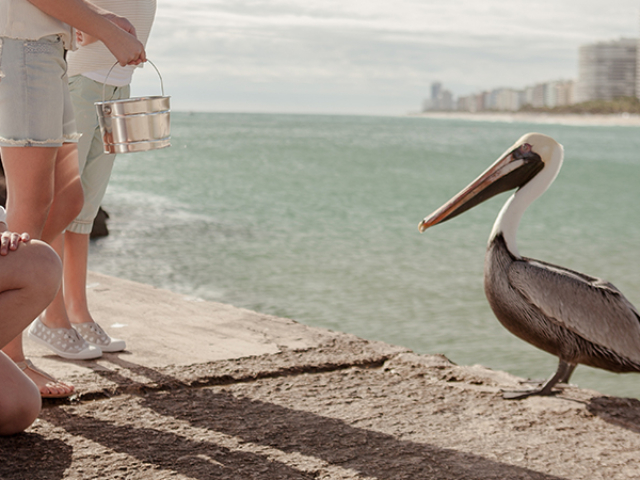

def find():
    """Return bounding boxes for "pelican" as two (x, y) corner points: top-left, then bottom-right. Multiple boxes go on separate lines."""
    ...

(419, 132), (640, 399)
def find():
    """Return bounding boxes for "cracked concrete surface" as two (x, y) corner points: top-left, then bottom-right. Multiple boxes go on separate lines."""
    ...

(2, 273), (640, 479)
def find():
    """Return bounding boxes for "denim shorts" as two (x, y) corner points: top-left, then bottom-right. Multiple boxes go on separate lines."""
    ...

(0, 35), (79, 147)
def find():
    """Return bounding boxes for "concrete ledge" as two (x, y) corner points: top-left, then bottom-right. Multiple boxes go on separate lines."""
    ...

(5, 273), (640, 479)
(25, 272), (367, 375)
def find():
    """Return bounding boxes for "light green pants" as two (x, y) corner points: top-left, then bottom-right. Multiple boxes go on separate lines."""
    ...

(66, 75), (130, 234)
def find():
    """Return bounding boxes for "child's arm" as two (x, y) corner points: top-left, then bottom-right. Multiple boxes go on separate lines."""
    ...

(26, 0), (145, 65)
(76, 30), (97, 46)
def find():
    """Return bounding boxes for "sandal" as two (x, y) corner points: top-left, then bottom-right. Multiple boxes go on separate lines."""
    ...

(27, 317), (102, 360)
(16, 359), (75, 399)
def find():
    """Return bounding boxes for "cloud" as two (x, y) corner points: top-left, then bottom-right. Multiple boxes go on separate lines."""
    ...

(135, 0), (640, 114)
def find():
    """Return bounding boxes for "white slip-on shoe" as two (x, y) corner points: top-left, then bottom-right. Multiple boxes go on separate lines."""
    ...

(28, 317), (102, 360)
(73, 322), (126, 353)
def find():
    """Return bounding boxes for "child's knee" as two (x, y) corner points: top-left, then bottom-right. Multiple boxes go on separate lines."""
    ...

(38, 242), (63, 294)
(29, 240), (63, 300)
(0, 379), (41, 436)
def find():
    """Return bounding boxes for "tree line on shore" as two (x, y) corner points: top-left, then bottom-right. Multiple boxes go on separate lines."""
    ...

(520, 96), (640, 115)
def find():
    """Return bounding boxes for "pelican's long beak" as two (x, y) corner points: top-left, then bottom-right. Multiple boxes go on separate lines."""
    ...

(418, 138), (544, 233)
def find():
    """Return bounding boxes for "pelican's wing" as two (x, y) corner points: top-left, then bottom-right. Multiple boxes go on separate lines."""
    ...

(508, 258), (640, 363)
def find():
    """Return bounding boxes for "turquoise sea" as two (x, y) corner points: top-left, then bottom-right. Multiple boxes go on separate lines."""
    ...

(89, 112), (640, 399)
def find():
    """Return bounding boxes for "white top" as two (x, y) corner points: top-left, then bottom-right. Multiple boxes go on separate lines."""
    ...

(0, 0), (73, 48)
(66, 0), (156, 86)
(0, 206), (6, 225)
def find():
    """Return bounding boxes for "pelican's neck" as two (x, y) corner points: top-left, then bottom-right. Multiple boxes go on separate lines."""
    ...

(489, 193), (525, 257)
(489, 145), (564, 258)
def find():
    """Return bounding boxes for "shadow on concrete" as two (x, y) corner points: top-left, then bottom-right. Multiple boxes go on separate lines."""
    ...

(35, 357), (568, 480)
(145, 389), (566, 480)
(89, 353), (190, 391)
(587, 396), (640, 434)
(42, 408), (314, 479)
(0, 434), (72, 480)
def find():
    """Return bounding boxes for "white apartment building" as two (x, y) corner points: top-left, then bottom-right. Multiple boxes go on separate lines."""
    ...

(554, 81), (575, 106)
(576, 38), (638, 102)
(448, 79), (575, 112)
(637, 37), (640, 98)
(425, 35), (640, 112)
(493, 88), (522, 111)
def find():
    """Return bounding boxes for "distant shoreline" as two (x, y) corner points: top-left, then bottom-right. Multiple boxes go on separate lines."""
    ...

(411, 111), (640, 127)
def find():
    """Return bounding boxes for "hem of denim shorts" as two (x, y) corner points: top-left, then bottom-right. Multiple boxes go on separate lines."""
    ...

(64, 133), (82, 143)
(66, 220), (94, 235)
(0, 133), (81, 147)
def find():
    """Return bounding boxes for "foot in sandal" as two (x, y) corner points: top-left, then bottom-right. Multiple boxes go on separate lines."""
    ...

(16, 359), (75, 399)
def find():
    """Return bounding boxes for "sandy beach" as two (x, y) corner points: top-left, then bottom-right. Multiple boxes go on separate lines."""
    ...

(412, 111), (640, 127)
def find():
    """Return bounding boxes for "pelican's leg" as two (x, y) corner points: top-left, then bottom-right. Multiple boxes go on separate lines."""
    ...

(515, 361), (577, 386)
(556, 362), (577, 384)
(502, 360), (575, 400)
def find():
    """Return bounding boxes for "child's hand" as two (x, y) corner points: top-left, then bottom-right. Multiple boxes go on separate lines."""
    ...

(103, 23), (146, 66)
(0, 231), (30, 256)
(103, 13), (138, 38)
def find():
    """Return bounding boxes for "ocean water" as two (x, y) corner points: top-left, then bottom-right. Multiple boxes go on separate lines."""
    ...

(89, 112), (640, 399)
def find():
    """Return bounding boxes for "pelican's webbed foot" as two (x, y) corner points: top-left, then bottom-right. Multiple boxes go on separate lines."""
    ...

(501, 387), (558, 400)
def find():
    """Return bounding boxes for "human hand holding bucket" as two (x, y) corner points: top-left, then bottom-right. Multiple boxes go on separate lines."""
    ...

(95, 60), (171, 154)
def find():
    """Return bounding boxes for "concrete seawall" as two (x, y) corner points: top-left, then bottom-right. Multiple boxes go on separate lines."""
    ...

(2, 272), (640, 479)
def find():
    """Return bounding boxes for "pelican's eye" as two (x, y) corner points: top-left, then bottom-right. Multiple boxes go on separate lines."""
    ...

(513, 143), (533, 160)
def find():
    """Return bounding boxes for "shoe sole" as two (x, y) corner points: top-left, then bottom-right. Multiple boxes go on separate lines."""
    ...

(89, 342), (126, 353)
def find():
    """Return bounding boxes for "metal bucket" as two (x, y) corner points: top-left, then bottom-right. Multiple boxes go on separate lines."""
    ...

(95, 60), (171, 154)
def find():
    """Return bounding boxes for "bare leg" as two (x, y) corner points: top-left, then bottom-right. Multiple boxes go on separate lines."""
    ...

(503, 360), (577, 400)
(1, 146), (60, 388)
(39, 146), (105, 356)
(41, 143), (85, 245)
(0, 240), (61, 434)
(1, 144), (83, 396)
(0, 241), (62, 346)
(13, 143), (83, 333)
(63, 231), (94, 324)
(63, 228), (126, 352)
(39, 144), (84, 329)
(0, 352), (41, 436)
(38, 235), (71, 329)
(1, 146), (57, 238)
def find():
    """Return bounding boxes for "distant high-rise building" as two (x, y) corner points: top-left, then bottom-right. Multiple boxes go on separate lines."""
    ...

(438, 90), (454, 110)
(576, 38), (638, 102)
(431, 82), (442, 102)
(531, 83), (547, 108)
(637, 36), (640, 98)
(423, 82), (453, 111)
(555, 81), (575, 106)
(430, 79), (574, 113)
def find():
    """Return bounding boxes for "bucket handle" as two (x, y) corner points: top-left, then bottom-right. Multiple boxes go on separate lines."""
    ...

(102, 59), (164, 102)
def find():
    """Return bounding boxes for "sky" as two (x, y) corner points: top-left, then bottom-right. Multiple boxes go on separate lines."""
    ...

(132, 0), (640, 115)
